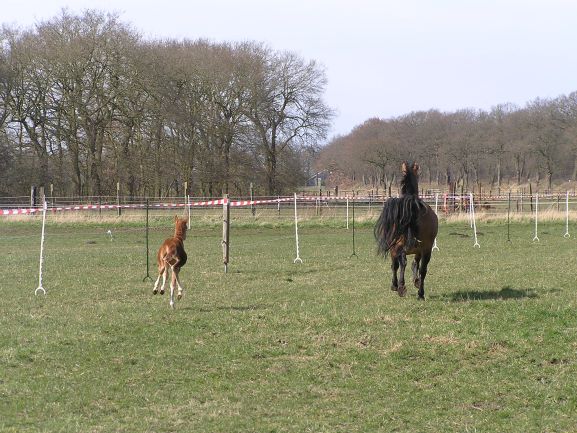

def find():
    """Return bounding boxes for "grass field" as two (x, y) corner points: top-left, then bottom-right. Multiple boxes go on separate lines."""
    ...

(1, 215), (577, 432)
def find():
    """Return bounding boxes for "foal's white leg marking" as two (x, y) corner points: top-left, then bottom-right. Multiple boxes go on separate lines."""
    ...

(160, 268), (167, 294)
(169, 267), (175, 309)
(176, 270), (184, 300)
(153, 274), (162, 293)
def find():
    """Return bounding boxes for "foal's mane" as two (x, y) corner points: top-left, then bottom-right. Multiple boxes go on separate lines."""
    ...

(173, 217), (188, 240)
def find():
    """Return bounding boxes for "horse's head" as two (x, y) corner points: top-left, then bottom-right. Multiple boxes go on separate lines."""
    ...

(400, 161), (420, 196)
(174, 215), (188, 240)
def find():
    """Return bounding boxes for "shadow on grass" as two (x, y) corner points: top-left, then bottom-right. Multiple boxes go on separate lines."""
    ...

(442, 286), (539, 302)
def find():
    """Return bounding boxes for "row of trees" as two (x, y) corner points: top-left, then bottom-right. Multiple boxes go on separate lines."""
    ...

(317, 95), (577, 194)
(0, 10), (333, 198)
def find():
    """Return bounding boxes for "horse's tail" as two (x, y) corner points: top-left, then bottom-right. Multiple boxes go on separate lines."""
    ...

(374, 196), (425, 256)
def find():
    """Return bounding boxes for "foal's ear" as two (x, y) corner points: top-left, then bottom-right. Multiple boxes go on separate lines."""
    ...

(412, 162), (420, 176)
(401, 161), (409, 175)
(174, 214), (179, 222)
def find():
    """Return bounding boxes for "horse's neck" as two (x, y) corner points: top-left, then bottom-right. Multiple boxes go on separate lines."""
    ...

(173, 228), (185, 241)
(401, 181), (419, 196)
(400, 174), (419, 196)
(401, 188), (419, 197)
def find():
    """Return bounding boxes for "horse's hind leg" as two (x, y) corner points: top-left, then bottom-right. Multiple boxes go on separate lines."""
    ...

(412, 254), (421, 288)
(153, 264), (166, 295)
(417, 251), (432, 300)
(159, 265), (168, 295)
(169, 267), (176, 309)
(174, 267), (184, 300)
(397, 251), (408, 297)
(390, 256), (399, 292)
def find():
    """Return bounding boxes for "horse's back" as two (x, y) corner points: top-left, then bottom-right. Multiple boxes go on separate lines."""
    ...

(418, 203), (438, 242)
(176, 242), (187, 267)
(158, 237), (187, 268)
(375, 196), (438, 256)
(403, 204), (437, 255)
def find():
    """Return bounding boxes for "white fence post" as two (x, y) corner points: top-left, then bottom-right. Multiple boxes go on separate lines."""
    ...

(187, 194), (191, 229)
(468, 194), (473, 228)
(293, 193), (302, 263)
(222, 194), (230, 273)
(35, 200), (47, 295)
(564, 191), (570, 238)
(533, 193), (540, 242)
(470, 193), (480, 248)
(432, 193), (439, 251)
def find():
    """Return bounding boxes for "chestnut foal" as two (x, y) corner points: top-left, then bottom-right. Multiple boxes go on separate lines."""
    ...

(153, 215), (188, 308)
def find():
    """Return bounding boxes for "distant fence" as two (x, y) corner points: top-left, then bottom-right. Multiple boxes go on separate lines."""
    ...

(5, 192), (575, 295)
(1, 192), (577, 219)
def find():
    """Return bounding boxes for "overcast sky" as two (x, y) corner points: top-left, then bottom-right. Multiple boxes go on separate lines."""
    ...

(3, 0), (577, 139)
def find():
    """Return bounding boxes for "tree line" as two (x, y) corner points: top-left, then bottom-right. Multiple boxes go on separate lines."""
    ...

(316, 96), (577, 195)
(0, 10), (333, 198)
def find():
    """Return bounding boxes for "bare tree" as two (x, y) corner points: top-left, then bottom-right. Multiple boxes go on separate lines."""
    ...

(247, 49), (333, 194)
(526, 98), (568, 190)
(0, 35), (11, 129)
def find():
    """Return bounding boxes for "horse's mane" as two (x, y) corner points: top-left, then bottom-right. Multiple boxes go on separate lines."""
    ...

(173, 217), (188, 241)
(400, 162), (419, 196)
(374, 161), (426, 256)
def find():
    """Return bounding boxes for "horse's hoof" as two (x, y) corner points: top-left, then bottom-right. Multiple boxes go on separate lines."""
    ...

(397, 285), (407, 297)
(177, 293), (182, 300)
(390, 285), (398, 292)
(152, 289), (158, 295)
(418, 295), (425, 301)
(413, 279), (421, 289)
(159, 290), (165, 295)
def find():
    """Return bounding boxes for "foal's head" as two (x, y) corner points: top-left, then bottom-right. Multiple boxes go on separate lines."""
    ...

(400, 161), (420, 196)
(174, 215), (188, 240)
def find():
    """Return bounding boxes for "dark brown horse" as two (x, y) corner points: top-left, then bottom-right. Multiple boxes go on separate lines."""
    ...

(374, 162), (438, 299)
(153, 215), (188, 308)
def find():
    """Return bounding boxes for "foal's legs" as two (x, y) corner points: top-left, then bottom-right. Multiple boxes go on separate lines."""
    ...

(397, 251), (408, 297)
(168, 267), (184, 308)
(174, 267), (184, 300)
(160, 267), (168, 295)
(170, 265), (182, 308)
(169, 266), (176, 309)
(153, 264), (167, 295)
(170, 253), (182, 308)
(168, 257), (182, 309)
(412, 254), (422, 288)
(417, 251), (432, 300)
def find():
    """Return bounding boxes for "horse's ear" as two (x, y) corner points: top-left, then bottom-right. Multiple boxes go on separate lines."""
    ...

(412, 162), (420, 176)
(401, 161), (409, 175)
(174, 215), (179, 222)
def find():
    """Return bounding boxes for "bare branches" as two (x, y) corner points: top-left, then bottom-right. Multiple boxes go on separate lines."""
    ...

(0, 12), (333, 197)
(318, 98), (577, 192)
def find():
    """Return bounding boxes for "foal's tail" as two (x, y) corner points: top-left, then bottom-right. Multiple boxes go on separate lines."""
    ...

(158, 244), (178, 270)
(374, 196), (425, 257)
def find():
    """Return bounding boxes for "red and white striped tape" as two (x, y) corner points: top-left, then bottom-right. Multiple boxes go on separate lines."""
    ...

(1, 197), (291, 215)
(1, 207), (43, 215)
(0, 195), (417, 216)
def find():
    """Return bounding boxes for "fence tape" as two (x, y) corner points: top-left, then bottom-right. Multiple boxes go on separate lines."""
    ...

(4, 192), (570, 216)
(1, 197), (301, 215)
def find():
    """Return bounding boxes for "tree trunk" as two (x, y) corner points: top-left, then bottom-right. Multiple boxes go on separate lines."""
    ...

(496, 158), (501, 194)
(265, 149), (277, 195)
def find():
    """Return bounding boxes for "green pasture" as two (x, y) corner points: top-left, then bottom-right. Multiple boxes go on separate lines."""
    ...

(1, 215), (577, 432)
